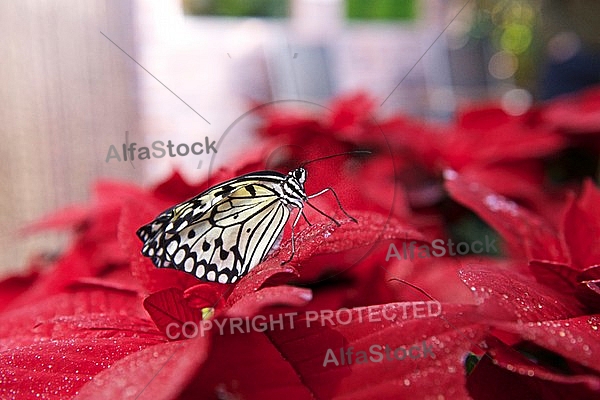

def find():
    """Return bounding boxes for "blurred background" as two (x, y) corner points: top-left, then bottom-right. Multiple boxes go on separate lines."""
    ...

(1, 0), (599, 276)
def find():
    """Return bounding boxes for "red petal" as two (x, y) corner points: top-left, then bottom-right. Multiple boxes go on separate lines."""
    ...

(484, 335), (600, 388)
(183, 283), (230, 309)
(445, 171), (568, 262)
(76, 338), (209, 400)
(268, 211), (425, 268)
(181, 303), (487, 399)
(151, 170), (205, 202)
(529, 260), (580, 293)
(491, 314), (600, 375)
(576, 266), (600, 310)
(0, 289), (149, 348)
(143, 288), (203, 339)
(542, 86), (600, 134)
(225, 285), (313, 317)
(227, 260), (299, 304)
(443, 105), (565, 170)
(0, 338), (163, 399)
(20, 205), (90, 233)
(562, 179), (600, 269)
(458, 163), (567, 224)
(0, 270), (39, 313)
(328, 92), (376, 141)
(227, 211), (424, 303)
(468, 346), (600, 399)
(459, 265), (582, 322)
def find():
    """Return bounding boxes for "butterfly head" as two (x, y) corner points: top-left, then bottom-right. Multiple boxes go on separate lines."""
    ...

(290, 167), (306, 184)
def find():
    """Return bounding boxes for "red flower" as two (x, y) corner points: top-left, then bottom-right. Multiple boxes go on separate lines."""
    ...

(2, 89), (600, 399)
(542, 86), (600, 134)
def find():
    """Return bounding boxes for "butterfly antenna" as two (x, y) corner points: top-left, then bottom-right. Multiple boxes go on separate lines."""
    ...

(388, 278), (440, 303)
(299, 150), (371, 168)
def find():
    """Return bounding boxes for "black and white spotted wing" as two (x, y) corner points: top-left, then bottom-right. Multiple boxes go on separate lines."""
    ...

(136, 169), (310, 284)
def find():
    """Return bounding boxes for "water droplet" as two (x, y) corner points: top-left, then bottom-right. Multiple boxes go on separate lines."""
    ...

(483, 194), (519, 216)
(443, 169), (458, 181)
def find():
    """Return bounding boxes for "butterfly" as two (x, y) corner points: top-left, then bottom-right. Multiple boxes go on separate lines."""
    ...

(136, 152), (364, 284)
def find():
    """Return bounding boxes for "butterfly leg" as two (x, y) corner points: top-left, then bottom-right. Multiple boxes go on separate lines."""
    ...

(301, 211), (312, 226)
(281, 208), (304, 265)
(307, 187), (358, 224)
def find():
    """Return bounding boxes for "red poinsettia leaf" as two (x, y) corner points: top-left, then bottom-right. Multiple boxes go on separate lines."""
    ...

(442, 105), (565, 170)
(579, 265), (600, 282)
(151, 170), (205, 203)
(67, 276), (143, 294)
(384, 255), (479, 305)
(222, 261), (299, 308)
(328, 92), (375, 141)
(2, 314), (161, 348)
(93, 180), (148, 200)
(576, 266), (600, 311)
(445, 171), (568, 262)
(0, 270), (39, 313)
(491, 315), (600, 376)
(529, 260), (581, 293)
(183, 283), (230, 310)
(459, 265), (582, 323)
(266, 211), (425, 270)
(227, 211), (423, 304)
(311, 211), (426, 255)
(2, 243), (99, 308)
(468, 348), (600, 399)
(486, 334), (600, 392)
(225, 285), (313, 317)
(562, 179), (600, 269)
(143, 288), (203, 339)
(183, 330), (316, 399)
(0, 289), (149, 348)
(377, 115), (444, 171)
(20, 205), (90, 233)
(0, 336), (164, 400)
(577, 280), (600, 312)
(74, 180), (153, 242)
(182, 303), (487, 399)
(257, 107), (325, 140)
(76, 337), (209, 400)
(457, 163), (568, 226)
(542, 86), (600, 134)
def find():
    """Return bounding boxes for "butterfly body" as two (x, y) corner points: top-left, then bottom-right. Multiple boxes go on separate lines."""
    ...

(137, 168), (311, 284)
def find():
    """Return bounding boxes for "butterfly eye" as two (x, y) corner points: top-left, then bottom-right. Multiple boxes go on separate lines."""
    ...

(294, 168), (306, 183)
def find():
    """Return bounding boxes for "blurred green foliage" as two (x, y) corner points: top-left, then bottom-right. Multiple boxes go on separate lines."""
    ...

(183, 0), (416, 20)
(183, 0), (288, 17)
(471, 0), (540, 89)
(347, 0), (416, 20)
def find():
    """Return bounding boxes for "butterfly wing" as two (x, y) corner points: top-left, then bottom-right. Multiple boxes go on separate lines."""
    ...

(136, 179), (247, 263)
(137, 174), (292, 283)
